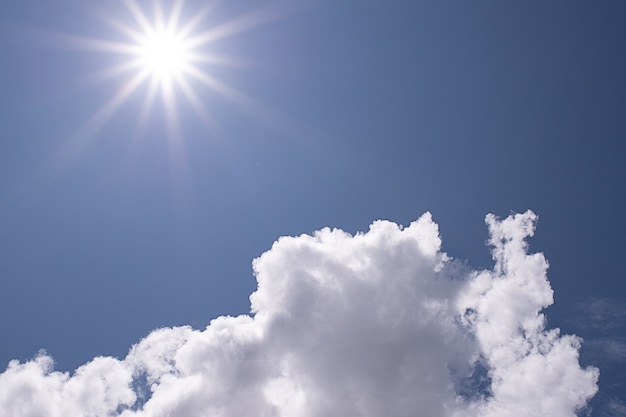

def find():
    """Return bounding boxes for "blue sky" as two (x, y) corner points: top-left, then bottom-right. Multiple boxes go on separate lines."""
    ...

(0, 1), (625, 416)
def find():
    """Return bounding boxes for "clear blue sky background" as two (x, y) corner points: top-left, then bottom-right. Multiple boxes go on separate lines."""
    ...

(1, 1), (624, 414)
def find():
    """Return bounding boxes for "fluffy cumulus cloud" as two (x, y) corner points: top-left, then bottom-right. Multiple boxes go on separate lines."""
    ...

(0, 211), (598, 417)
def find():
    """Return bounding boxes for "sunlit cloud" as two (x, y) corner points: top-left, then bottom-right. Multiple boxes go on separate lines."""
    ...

(0, 211), (599, 416)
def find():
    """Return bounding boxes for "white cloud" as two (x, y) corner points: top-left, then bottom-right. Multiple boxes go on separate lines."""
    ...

(0, 211), (598, 417)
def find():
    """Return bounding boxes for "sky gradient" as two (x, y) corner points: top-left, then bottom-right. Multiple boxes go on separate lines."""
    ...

(1, 1), (625, 416)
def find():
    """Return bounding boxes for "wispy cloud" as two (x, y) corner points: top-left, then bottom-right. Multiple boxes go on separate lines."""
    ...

(576, 298), (626, 332)
(0, 211), (598, 417)
(584, 338), (626, 363)
(571, 299), (626, 417)
(600, 399), (626, 417)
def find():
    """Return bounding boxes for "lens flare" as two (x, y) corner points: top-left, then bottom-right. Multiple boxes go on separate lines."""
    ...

(60, 0), (285, 142)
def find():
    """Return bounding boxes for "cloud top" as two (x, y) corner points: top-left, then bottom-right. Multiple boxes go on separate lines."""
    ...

(0, 211), (598, 417)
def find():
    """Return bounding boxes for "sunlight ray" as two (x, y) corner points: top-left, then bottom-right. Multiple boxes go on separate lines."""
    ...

(123, 0), (155, 38)
(187, 52), (247, 68)
(60, 34), (139, 55)
(104, 17), (145, 45)
(53, 0), (295, 148)
(177, 72), (218, 132)
(185, 65), (299, 135)
(152, 0), (166, 32)
(80, 70), (149, 137)
(186, 6), (281, 48)
(176, 2), (217, 40)
(86, 59), (143, 84)
(162, 82), (183, 145)
(184, 66), (255, 112)
(136, 76), (160, 136)
(167, 0), (185, 34)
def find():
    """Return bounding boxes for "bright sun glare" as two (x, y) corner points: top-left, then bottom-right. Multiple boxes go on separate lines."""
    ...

(139, 32), (189, 81)
(69, 0), (277, 139)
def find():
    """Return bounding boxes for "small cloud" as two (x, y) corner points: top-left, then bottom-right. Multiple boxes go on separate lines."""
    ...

(576, 298), (626, 332)
(0, 211), (598, 416)
(584, 338), (626, 363)
(600, 398), (626, 417)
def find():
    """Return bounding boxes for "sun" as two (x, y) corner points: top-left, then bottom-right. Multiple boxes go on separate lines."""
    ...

(65, 0), (281, 141)
(121, 1), (198, 88)
(138, 31), (190, 82)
